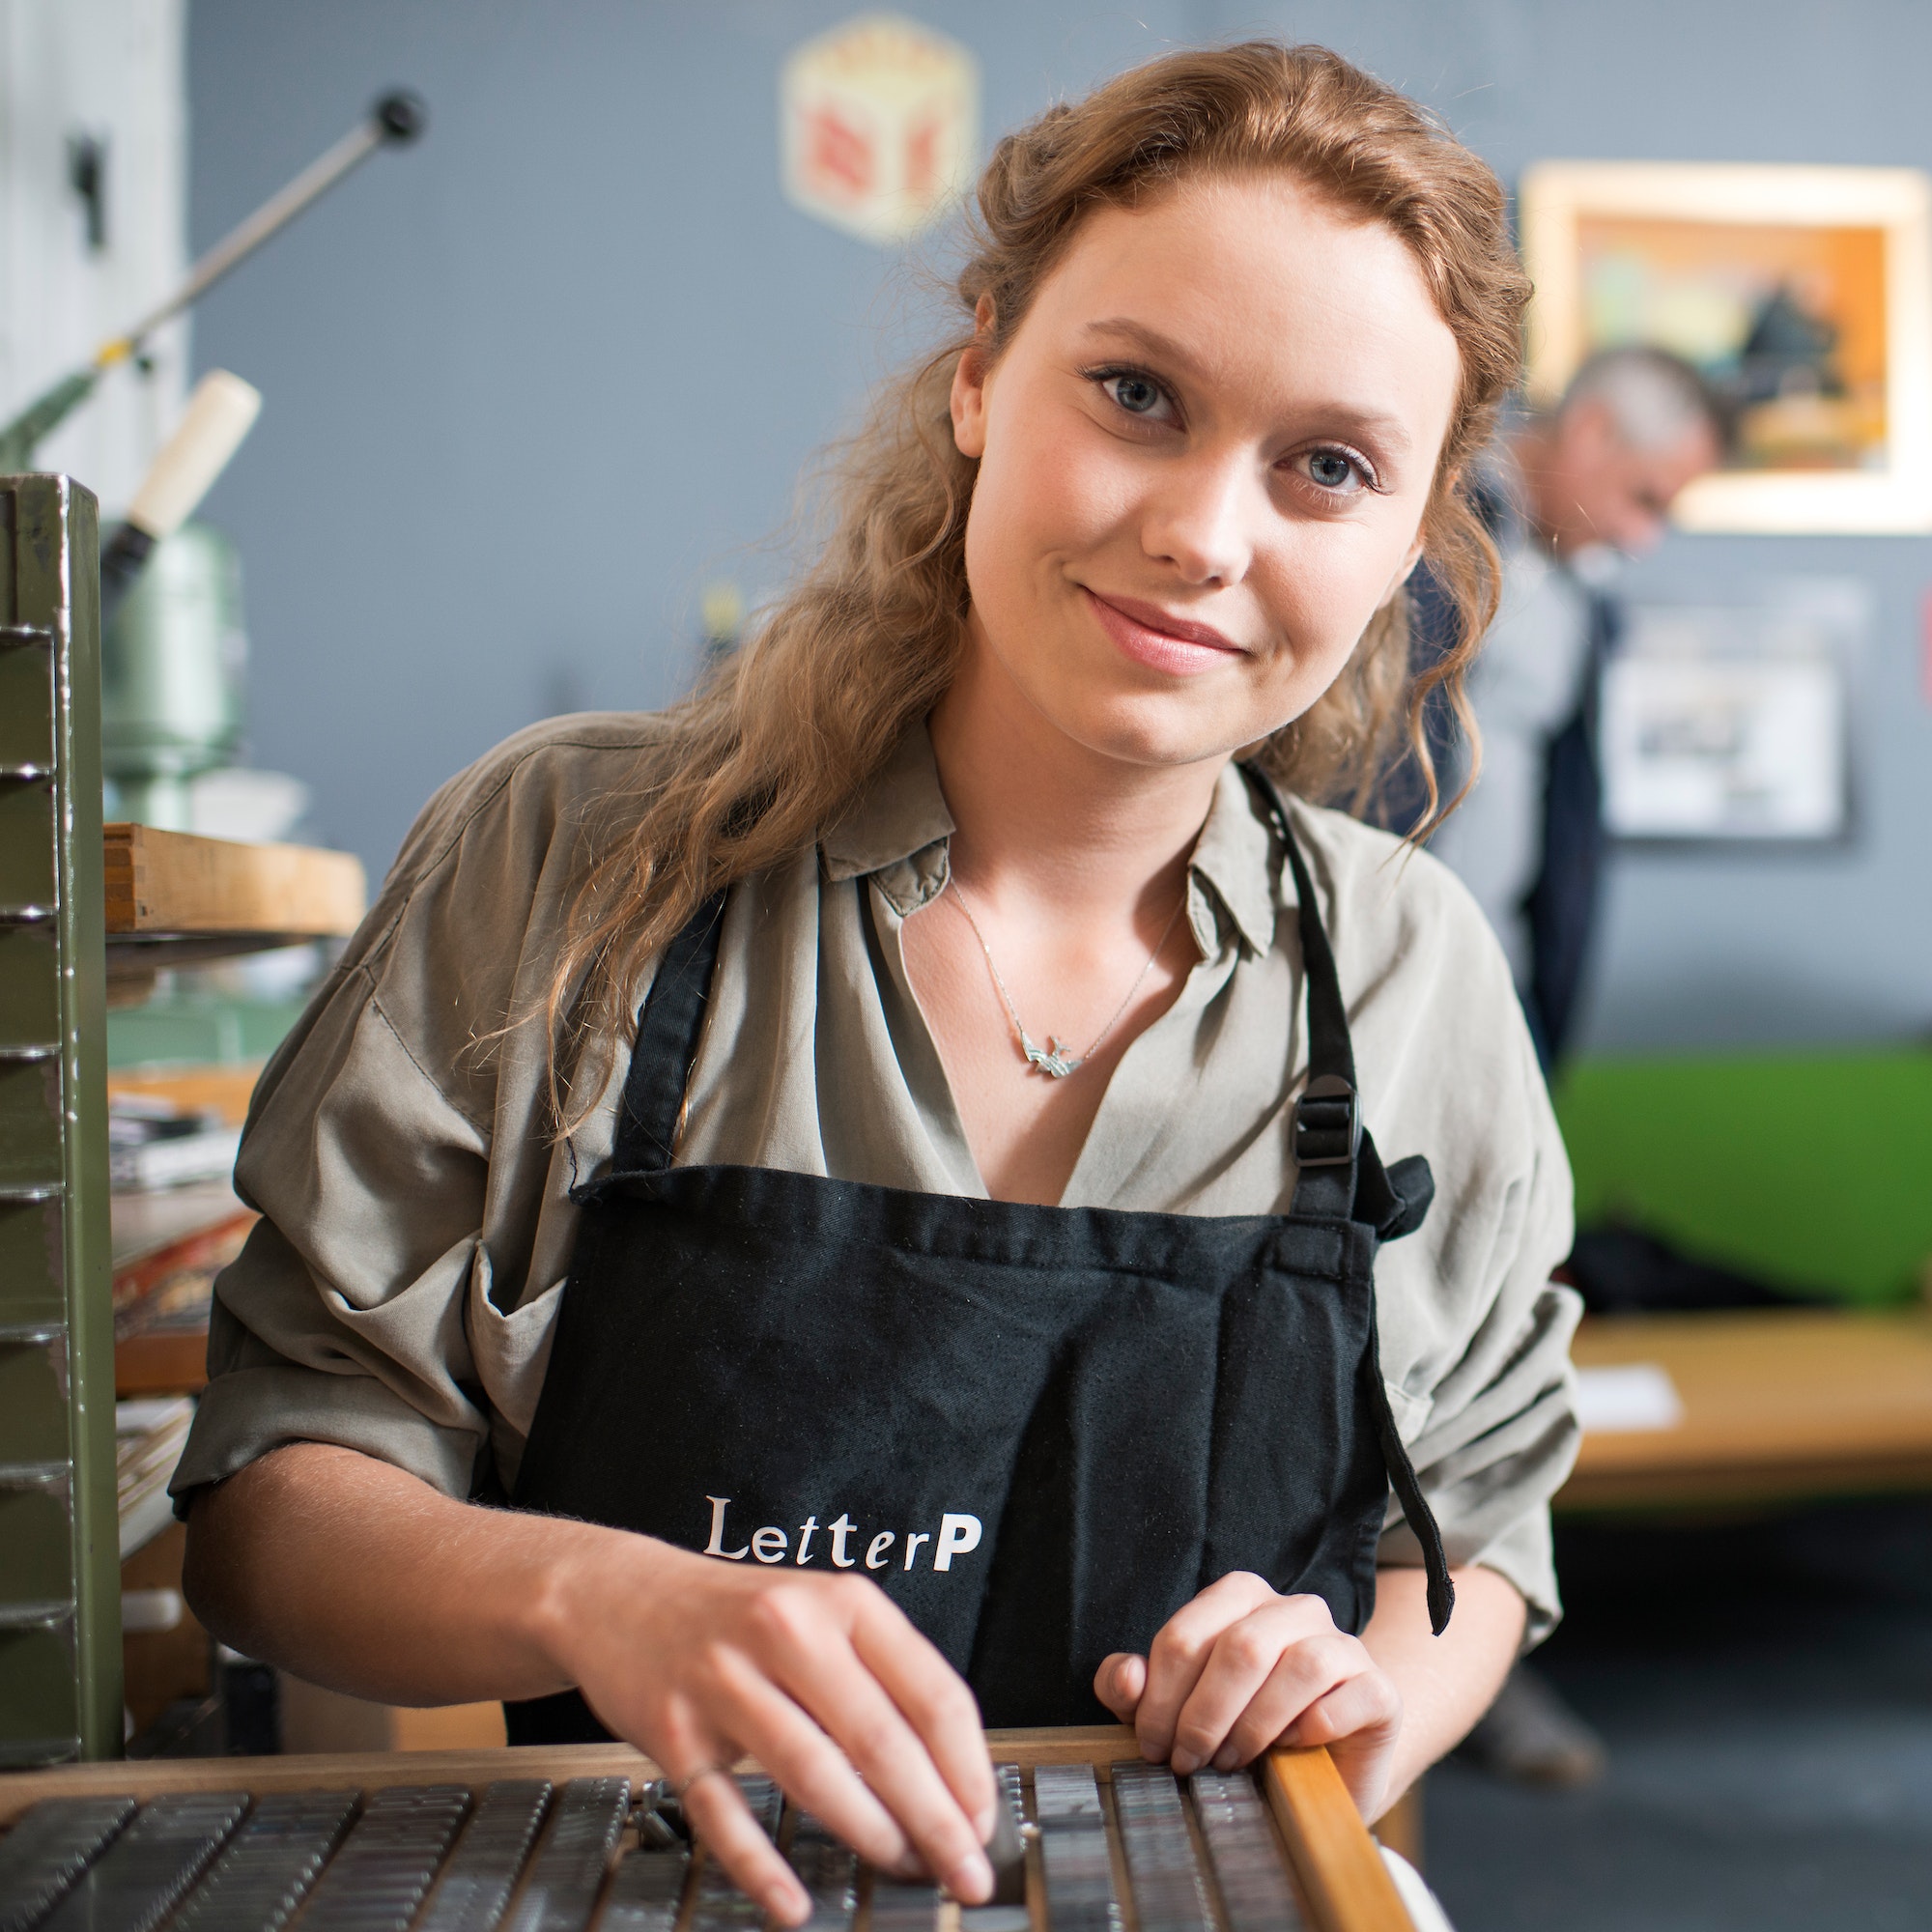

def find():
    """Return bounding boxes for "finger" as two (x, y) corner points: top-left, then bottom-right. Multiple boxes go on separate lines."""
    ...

(842, 1592), (996, 1900)
(1168, 1603), (1347, 1775)
(1094, 1653), (1146, 1721)
(681, 1767), (809, 1925)
(1276, 1678), (1405, 1820)
(702, 1646), (918, 1874)
(740, 1579), (990, 1900)
(1271, 1667), (1402, 1756)
(1208, 1633), (1368, 1767)
(1134, 1574), (1281, 1760)
(848, 1591), (997, 1833)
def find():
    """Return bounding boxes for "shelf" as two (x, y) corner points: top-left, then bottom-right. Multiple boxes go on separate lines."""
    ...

(103, 822), (366, 988)
(114, 1328), (211, 1399)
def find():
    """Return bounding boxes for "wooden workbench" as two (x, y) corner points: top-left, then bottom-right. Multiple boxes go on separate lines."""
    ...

(1562, 1307), (1932, 1511)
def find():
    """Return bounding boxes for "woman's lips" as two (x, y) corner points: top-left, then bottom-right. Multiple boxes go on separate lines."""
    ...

(1083, 588), (1246, 677)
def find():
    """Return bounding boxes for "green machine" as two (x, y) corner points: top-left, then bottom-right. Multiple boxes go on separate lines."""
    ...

(101, 525), (246, 830)
(0, 476), (118, 1766)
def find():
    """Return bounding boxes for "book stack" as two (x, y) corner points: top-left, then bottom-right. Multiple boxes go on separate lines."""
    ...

(115, 1397), (196, 1560)
(109, 1093), (242, 1193)
(113, 1207), (257, 1397)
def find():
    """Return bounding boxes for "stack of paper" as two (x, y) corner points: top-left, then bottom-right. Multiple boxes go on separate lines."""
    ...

(116, 1396), (194, 1557)
(1575, 1362), (1685, 1435)
(109, 1094), (242, 1193)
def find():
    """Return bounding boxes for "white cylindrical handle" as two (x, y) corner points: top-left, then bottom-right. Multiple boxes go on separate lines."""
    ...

(120, 1588), (185, 1634)
(127, 369), (263, 538)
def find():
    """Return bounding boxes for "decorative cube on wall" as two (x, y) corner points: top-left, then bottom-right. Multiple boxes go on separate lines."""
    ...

(781, 14), (980, 246)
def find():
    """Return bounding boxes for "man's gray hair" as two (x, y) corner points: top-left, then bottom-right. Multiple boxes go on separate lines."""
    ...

(1560, 346), (1728, 455)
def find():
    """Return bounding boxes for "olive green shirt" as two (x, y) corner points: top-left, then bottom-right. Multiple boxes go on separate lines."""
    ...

(173, 716), (1581, 1642)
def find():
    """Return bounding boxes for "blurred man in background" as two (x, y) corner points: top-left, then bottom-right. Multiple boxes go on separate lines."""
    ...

(1429, 348), (1726, 1786)
(1431, 347), (1727, 1067)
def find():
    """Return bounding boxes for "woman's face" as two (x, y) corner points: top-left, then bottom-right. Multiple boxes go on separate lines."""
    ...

(951, 173), (1463, 770)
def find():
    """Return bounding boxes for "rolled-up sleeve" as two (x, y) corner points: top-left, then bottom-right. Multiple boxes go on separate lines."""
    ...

(1378, 1272), (1581, 1648)
(170, 979), (494, 1507)
(170, 717), (668, 1515)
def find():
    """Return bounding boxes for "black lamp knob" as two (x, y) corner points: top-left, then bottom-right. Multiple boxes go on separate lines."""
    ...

(374, 90), (428, 143)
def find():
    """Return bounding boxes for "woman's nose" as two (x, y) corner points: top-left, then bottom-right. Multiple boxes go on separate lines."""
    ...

(1140, 449), (1258, 586)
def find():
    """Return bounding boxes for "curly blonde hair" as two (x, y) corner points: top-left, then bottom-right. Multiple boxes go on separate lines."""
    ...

(545, 41), (1528, 1120)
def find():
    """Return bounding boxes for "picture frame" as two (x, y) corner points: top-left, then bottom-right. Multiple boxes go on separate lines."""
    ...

(1600, 578), (1866, 845)
(1519, 161), (1932, 533)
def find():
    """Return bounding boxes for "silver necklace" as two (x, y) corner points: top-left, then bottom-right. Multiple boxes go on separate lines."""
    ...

(946, 877), (1187, 1079)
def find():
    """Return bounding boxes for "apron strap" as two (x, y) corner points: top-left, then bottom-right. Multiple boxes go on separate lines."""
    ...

(1369, 1311), (1457, 1635)
(611, 890), (729, 1174)
(1240, 764), (1457, 1634)
(1238, 765), (1358, 1221)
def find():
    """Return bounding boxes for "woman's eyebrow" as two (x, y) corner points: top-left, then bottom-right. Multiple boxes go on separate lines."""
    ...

(1080, 318), (1206, 374)
(1078, 318), (1412, 453)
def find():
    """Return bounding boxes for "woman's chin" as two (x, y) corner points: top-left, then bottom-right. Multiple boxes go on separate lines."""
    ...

(1042, 692), (1274, 774)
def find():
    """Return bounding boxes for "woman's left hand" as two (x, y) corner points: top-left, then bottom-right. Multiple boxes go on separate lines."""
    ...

(1093, 1572), (1404, 1820)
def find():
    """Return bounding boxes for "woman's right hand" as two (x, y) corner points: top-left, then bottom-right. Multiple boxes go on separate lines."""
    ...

(540, 1531), (998, 1924)
(185, 1446), (990, 1927)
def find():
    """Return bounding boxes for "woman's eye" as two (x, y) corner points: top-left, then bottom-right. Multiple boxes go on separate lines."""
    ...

(1296, 446), (1372, 495)
(1101, 373), (1172, 420)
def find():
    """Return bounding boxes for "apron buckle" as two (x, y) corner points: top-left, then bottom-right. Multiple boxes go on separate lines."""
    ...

(1293, 1074), (1360, 1167)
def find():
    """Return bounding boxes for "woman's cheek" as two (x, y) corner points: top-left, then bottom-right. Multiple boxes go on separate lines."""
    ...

(1013, 425), (1137, 557)
(1249, 568), (1353, 704)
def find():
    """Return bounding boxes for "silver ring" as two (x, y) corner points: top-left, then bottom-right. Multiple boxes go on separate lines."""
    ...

(671, 1764), (729, 1803)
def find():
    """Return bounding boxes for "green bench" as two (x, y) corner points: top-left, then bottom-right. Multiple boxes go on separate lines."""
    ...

(1555, 1048), (1932, 1308)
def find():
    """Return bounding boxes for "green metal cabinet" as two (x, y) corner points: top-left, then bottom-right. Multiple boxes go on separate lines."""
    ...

(0, 475), (121, 1763)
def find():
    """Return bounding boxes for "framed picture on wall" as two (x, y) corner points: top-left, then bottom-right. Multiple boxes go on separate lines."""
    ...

(1520, 161), (1932, 532)
(1600, 579), (1866, 843)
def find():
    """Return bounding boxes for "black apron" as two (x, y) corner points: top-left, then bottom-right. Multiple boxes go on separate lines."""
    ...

(507, 769), (1453, 1743)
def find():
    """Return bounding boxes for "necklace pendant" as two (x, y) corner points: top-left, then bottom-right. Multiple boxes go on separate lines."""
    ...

(1022, 1031), (1081, 1079)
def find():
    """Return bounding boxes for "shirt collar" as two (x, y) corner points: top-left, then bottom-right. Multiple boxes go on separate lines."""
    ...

(1189, 759), (1292, 956)
(821, 717), (1290, 953)
(821, 718), (955, 897)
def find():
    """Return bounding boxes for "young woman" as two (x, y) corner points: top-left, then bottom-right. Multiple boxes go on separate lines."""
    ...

(180, 42), (1578, 1925)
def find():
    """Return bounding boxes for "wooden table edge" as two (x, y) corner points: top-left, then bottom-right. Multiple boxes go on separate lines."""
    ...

(1558, 1450), (1932, 1512)
(1261, 1747), (1414, 1932)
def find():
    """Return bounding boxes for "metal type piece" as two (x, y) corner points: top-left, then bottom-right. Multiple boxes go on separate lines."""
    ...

(961, 1765), (1032, 1932)
(299, 1783), (469, 1932)
(634, 1804), (684, 1854)
(415, 1780), (552, 1932)
(785, 1813), (857, 1932)
(737, 1776), (782, 1839)
(1031, 1764), (1117, 1932)
(983, 1764), (1027, 1907)
(631, 1777), (690, 1848)
(0, 1795), (135, 1932)
(686, 1844), (760, 1932)
(598, 1850), (690, 1932)
(39, 1792), (246, 1932)
(167, 1789), (356, 1932)
(867, 1876), (941, 1932)
(685, 1776), (781, 1932)
(1188, 1772), (1306, 1932)
(500, 1776), (629, 1932)
(1108, 1765), (1213, 1932)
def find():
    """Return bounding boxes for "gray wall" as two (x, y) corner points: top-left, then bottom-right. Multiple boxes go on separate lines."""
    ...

(185, 0), (1932, 1053)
